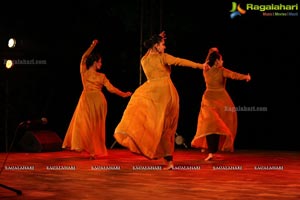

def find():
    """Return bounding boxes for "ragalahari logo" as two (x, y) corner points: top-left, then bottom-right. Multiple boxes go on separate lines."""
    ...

(230, 2), (246, 19)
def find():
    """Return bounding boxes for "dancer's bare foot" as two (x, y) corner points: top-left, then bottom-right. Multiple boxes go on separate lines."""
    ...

(204, 153), (213, 161)
(162, 161), (174, 170)
(89, 154), (96, 160)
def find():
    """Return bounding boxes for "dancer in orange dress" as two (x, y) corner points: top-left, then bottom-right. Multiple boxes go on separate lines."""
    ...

(62, 39), (132, 159)
(114, 32), (208, 169)
(191, 47), (251, 161)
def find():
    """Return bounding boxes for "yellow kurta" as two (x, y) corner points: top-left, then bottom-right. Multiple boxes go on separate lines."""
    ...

(191, 66), (248, 152)
(114, 51), (203, 159)
(62, 68), (117, 157)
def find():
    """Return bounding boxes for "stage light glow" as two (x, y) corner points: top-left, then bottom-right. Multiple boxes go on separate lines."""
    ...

(5, 59), (14, 69)
(8, 38), (16, 48)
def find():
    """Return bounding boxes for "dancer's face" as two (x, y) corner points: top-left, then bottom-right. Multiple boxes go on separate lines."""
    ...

(155, 40), (166, 53)
(96, 58), (102, 70)
(216, 56), (223, 67)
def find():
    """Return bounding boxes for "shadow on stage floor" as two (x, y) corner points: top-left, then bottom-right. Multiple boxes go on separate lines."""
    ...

(0, 148), (299, 200)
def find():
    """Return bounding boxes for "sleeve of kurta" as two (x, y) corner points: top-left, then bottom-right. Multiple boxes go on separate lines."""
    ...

(103, 75), (127, 96)
(222, 67), (248, 80)
(80, 42), (97, 74)
(163, 53), (204, 69)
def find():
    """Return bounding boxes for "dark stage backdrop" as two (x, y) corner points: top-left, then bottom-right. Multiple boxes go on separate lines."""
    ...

(0, 0), (299, 152)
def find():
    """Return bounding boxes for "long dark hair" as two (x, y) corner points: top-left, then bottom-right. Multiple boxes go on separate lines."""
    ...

(86, 53), (102, 69)
(207, 51), (221, 67)
(143, 34), (163, 49)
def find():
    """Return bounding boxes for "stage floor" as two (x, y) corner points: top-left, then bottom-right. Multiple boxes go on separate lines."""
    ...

(0, 148), (299, 200)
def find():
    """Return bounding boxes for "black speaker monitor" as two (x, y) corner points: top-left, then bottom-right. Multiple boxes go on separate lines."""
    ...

(18, 130), (62, 152)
